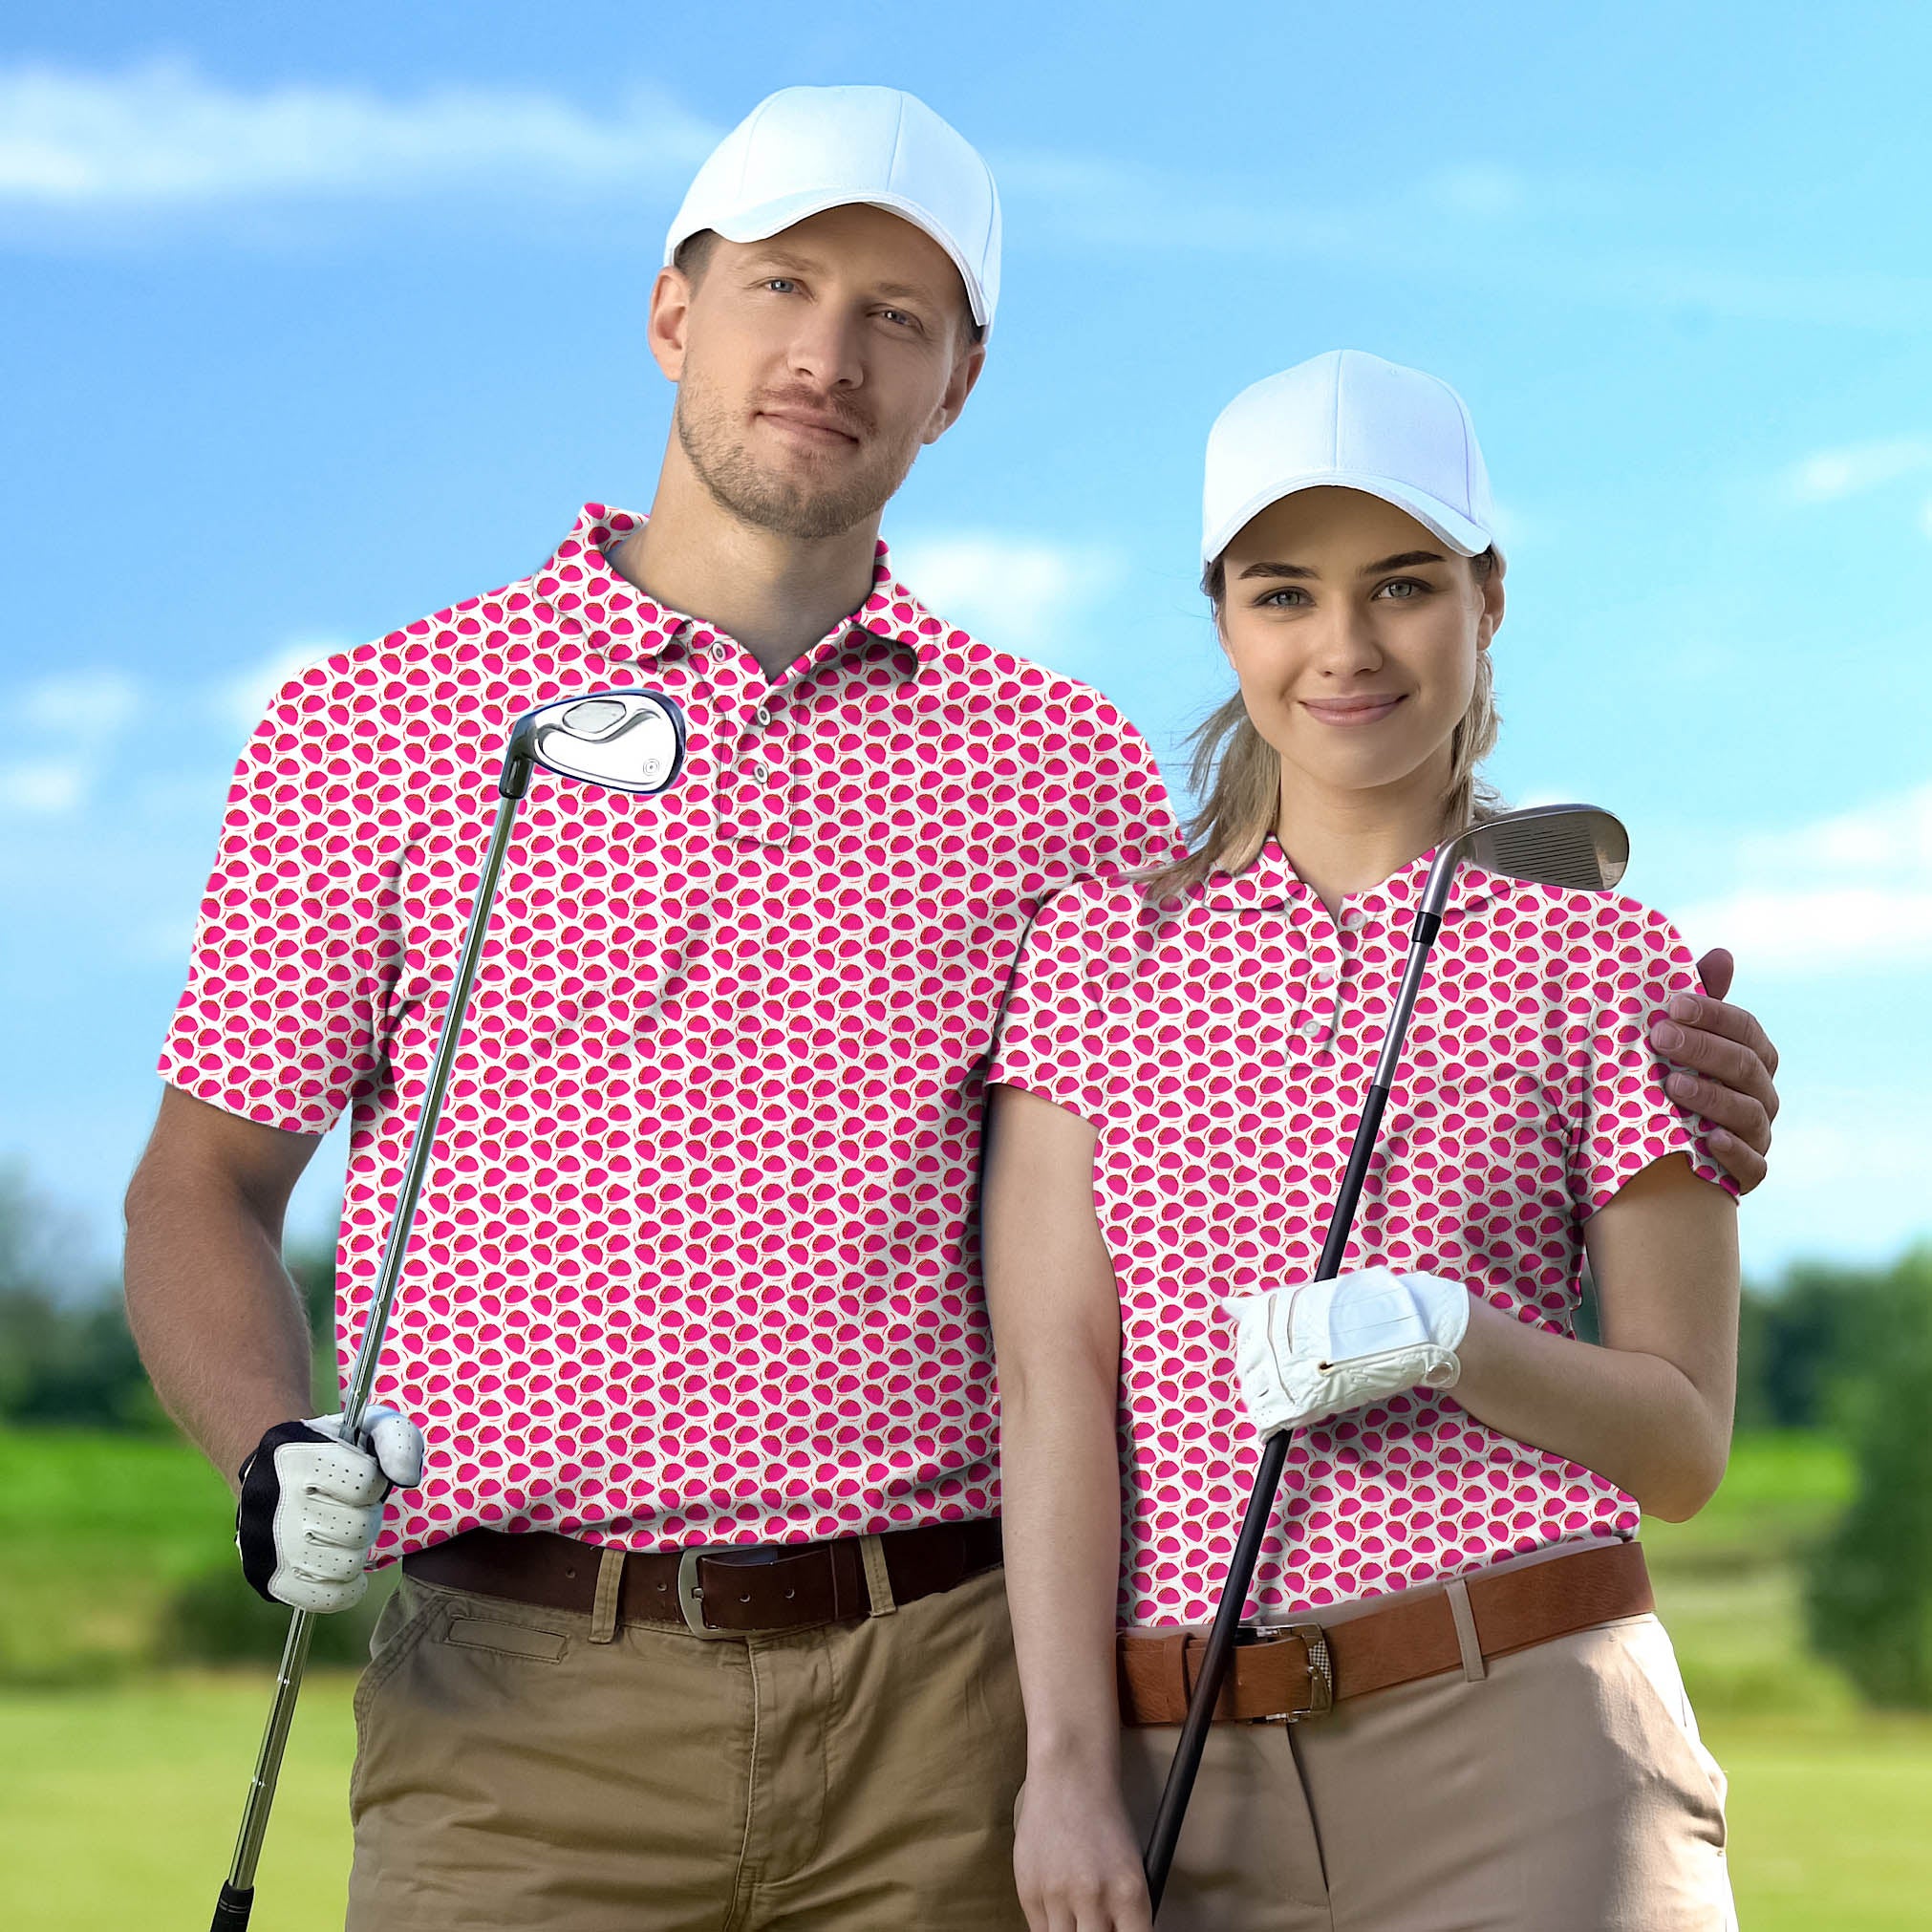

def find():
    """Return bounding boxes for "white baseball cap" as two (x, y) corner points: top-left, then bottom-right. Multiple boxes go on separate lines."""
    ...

(664, 86), (1001, 332)
(1201, 350), (1500, 568)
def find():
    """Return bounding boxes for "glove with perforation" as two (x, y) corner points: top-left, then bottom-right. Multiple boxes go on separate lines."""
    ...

(234, 1406), (425, 1612)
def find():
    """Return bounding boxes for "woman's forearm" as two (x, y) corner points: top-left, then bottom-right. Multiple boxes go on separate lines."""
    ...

(981, 1082), (1130, 1777)
(998, 1355), (1130, 1773)
(1450, 1300), (1729, 1520)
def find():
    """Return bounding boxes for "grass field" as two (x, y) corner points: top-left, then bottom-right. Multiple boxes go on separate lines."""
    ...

(4, 1425), (1925, 1927)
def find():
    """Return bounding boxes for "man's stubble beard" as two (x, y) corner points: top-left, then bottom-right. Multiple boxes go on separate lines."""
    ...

(675, 371), (924, 543)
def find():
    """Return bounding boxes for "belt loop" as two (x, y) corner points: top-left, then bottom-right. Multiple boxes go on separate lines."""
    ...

(1445, 1578), (1486, 1682)
(860, 1534), (898, 1617)
(589, 1545), (627, 1643)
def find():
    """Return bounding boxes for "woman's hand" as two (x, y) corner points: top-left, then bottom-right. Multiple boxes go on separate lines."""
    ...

(1014, 1762), (1154, 1932)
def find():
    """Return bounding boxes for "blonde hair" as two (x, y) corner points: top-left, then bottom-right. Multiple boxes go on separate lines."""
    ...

(1146, 549), (1503, 899)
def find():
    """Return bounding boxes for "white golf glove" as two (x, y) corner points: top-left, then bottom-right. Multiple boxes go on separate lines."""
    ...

(1227, 1267), (1470, 1436)
(234, 1406), (426, 1613)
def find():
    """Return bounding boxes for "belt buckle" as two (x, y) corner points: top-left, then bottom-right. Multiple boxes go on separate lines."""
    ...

(676, 1549), (738, 1640)
(1256, 1622), (1334, 1722)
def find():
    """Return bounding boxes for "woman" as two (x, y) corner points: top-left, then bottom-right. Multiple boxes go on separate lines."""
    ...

(983, 350), (1740, 1931)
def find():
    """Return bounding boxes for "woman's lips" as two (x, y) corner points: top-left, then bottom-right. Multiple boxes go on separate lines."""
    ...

(1300, 695), (1406, 725)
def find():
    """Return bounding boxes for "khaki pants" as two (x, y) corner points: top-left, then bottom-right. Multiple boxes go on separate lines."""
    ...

(347, 1559), (1029, 1930)
(1119, 1612), (1735, 1932)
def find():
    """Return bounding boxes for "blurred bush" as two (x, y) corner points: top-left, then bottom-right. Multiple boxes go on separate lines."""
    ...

(1803, 1248), (1932, 1707)
(154, 1558), (394, 1667)
(0, 1162), (339, 1428)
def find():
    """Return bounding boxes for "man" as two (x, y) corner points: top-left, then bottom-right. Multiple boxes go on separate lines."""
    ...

(123, 86), (1780, 1930)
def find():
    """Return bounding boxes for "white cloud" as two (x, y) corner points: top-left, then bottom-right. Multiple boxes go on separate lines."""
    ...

(1675, 780), (1932, 974)
(22, 668), (140, 739)
(889, 532), (1121, 656)
(1427, 164), (1531, 220)
(5, 669), (145, 814)
(1780, 437), (1932, 504)
(1, 761), (90, 814)
(211, 640), (344, 734)
(0, 58), (717, 208)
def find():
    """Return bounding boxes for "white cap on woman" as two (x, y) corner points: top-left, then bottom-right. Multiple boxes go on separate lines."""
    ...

(1202, 350), (1500, 567)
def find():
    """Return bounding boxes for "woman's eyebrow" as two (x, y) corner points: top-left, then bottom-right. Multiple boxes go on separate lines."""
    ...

(1358, 549), (1447, 574)
(1234, 561), (1317, 580)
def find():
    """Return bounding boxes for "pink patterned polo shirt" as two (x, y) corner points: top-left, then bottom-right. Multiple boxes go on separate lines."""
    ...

(161, 503), (1179, 1560)
(988, 837), (1737, 1625)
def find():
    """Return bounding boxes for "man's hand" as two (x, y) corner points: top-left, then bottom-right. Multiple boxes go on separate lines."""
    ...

(1651, 948), (1779, 1194)
(235, 1406), (426, 1613)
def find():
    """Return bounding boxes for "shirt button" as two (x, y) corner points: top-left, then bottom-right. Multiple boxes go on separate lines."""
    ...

(711, 641), (730, 663)
(756, 706), (772, 727)
(752, 761), (770, 783)
(1341, 910), (1366, 932)
(1311, 965), (1339, 987)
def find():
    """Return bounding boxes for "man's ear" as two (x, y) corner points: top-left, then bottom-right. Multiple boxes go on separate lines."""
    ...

(921, 341), (988, 447)
(648, 267), (696, 383)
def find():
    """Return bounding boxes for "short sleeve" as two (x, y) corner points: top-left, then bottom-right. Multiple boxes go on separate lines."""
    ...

(1567, 900), (1741, 1214)
(157, 656), (405, 1135)
(988, 882), (1123, 1127)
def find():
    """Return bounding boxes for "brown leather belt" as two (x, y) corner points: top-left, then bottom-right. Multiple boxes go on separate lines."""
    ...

(1117, 1540), (1652, 1725)
(403, 1518), (1003, 1637)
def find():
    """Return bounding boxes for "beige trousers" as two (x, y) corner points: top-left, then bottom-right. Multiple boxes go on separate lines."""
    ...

(346, 1559), (1030, 1930)
(1120, 1611), (1735, 1932)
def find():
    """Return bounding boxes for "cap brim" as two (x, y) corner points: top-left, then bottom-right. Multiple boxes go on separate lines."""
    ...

(666, 188), (991, 330)
(1203, 473), (1496, 569)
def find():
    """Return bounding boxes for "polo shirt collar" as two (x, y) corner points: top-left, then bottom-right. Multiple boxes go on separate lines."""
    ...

(530, 502), (949, 671)
(1200, 834), (1506, 922)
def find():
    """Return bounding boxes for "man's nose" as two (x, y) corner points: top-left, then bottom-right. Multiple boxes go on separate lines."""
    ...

(786, 306), (866, 390)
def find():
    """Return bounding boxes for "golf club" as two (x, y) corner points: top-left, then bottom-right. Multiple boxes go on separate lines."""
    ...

(210, 689), (688, 1931)
(1142, 804), (1630, 1914)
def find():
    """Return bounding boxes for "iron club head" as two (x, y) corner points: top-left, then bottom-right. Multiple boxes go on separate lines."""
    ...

(1419, 804), (1628, 919)
(499, 689), (688, 800)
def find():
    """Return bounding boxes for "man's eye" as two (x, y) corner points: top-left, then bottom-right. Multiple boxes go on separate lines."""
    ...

(880, 308), (918, 330)
(763, 278), (798, 294)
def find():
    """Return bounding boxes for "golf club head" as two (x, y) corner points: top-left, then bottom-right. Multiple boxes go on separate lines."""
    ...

(499, 689), (688, 800)
(1420, 804), (1628, 918)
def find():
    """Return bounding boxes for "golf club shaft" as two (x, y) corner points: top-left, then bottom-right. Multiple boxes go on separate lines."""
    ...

(1143, 927), (1436, 1912)
(214, 788), (525, 1924)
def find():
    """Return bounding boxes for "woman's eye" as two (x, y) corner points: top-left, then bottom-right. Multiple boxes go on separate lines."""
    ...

(1375, 578), (1428, 600)
(1259, 586), (1310, 607)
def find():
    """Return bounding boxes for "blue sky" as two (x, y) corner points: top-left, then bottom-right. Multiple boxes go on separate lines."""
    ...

(4, 1), (1928, 1281)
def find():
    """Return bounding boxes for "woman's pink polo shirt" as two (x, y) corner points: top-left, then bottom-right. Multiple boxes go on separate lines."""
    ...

(989, 838), (1737, 1626)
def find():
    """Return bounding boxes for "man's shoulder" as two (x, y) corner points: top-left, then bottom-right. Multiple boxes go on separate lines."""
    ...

(900, 618), (1158, 768)
(283, 574), (546, 698)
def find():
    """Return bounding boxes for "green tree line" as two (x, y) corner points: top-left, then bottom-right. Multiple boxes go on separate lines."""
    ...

(5, 1167), (1929, 1703)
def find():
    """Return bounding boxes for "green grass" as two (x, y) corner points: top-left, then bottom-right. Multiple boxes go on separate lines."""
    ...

(2, 1423), (1922, 1924)
(2, 1679), (1928, 1929)
(0, 1428), (237, 1682)
(0, 1672), (358, 1932)
(1645, 1428), (1859, 1717)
